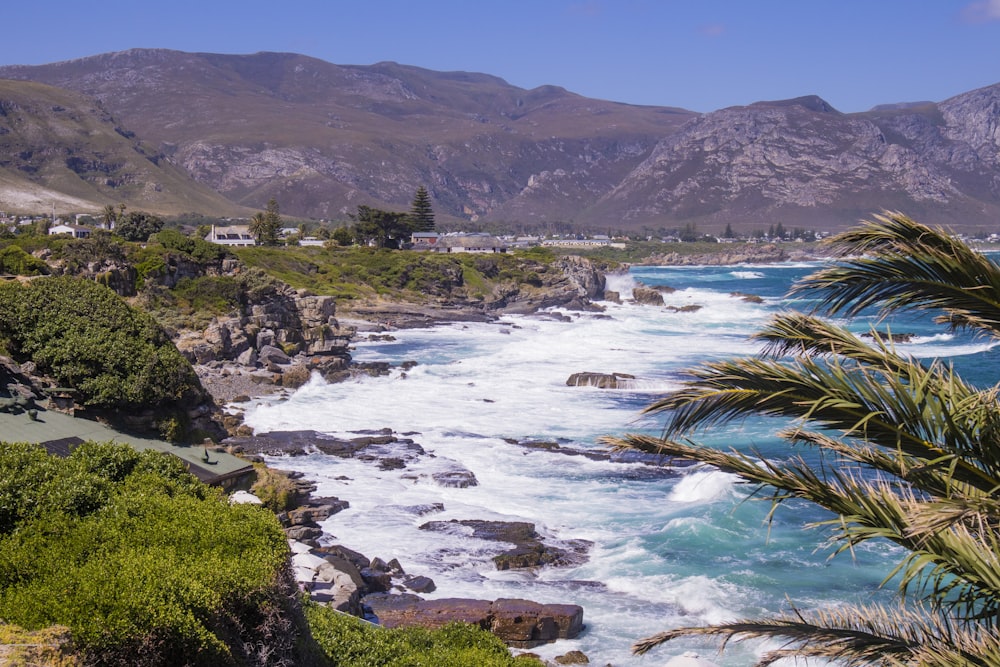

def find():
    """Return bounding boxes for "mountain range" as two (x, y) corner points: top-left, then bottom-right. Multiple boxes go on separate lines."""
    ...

(1, 48), (999, 233)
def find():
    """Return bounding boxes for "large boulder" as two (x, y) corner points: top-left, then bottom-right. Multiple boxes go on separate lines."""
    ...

(364, 595), (584, 648)
(632, 286), (665, 306)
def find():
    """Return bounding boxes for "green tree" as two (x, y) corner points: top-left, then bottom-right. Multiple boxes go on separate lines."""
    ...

(331, 226), (354, 247)
(407, 185), (436, 233)
(249, 198), (282, 246)
(352, 205), (409, 249)
(609, 212), (1000, 665)
(115, 211), (164, 242)
(101, 204), (119, 229)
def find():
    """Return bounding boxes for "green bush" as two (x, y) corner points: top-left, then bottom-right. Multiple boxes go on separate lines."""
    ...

(0, 245), (49, 275)
(0, 441), (299, 666)
(0, 276), (204, 411)
(305, 605), (543, 667)
(149, 228), (228, 264)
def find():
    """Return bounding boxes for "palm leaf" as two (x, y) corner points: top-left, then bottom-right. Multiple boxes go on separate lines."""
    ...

(632, 602), (1000, 666)
(791, 212), (1000, 338)
(641, 354), (1000, 492)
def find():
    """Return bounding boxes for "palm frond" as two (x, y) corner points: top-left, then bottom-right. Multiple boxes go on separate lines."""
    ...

(641, 354), (1000, 492)
(633, 602), (1000, 666)
(790, 211), (1000, 338)
(605, 434), (1000, 619)
(753, 312), (914, 373)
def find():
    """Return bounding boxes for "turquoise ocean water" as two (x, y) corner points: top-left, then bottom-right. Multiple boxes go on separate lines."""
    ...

(244, 261), (997, 666)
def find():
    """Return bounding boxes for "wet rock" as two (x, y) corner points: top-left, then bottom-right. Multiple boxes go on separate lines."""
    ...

(632, 286), (665, 305)
(555, 649), (591, 664)
(223, 430), (372, 457)
(403, 575), (437, 593)
(420, 519), (538, 543)
(285, 498), (349, 526)
(862, 331), (914, 343)
(419, 519), (590, 570)
(284, 525), (323, 543)
(431, 469), (479, 488)
(731, 291), (764, 303)
(360, 567), (393, 593)
(566, 372), (636, 389)
(280, 364), (312, 388)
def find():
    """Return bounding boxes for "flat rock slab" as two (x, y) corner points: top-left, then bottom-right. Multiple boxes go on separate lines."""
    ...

(364, 594), (584, 648)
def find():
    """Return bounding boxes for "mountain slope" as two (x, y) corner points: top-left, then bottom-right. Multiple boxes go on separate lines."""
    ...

(0, 78), (248, 216)
(0, 50), (693, 225)
(591, 93), (1000, 230)
(1, 50), (999, 231)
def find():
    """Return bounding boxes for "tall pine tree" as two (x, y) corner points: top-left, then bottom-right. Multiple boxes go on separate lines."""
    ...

(249, 198), (283, 245)
(407, 186), (435, 232)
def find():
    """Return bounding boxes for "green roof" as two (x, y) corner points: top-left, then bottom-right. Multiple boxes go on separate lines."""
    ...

(0, 407), (254, 485)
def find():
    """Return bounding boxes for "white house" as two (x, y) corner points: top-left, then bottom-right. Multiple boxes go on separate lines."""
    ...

(205, 225), (255, 246)
(48, 223), (91, 238)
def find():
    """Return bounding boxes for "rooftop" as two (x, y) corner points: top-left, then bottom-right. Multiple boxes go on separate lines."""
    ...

(0, 407), (254, 486)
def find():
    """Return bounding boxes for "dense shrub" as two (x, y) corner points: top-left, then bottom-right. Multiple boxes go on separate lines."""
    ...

(305, 605), (543, 667)
(0, 244), (49, 275)
(0, 441), (299, 666)
(149, 228), (229, 263)
(0, 276), (204, 410)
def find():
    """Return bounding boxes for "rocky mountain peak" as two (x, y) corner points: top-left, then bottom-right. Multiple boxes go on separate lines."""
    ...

(1, 49), (999, 231)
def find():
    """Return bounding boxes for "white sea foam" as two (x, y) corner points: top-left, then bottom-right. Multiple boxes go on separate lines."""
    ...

(730, 270), (765, 279)
(668, 470), (739, 503)
(242, 264), (951, 666)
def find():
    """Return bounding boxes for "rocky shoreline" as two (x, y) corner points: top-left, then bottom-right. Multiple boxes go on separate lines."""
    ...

(224, 427), (613, 659)
(185, 250), (794, 660)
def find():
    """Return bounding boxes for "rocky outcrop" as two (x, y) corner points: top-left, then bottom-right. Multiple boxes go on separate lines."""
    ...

(364, 594), (584, 648)
(176, 287), (352, 368)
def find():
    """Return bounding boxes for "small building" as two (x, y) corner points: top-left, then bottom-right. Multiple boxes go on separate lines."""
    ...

(436, 233), (506, 254)
(205, 225), (255, 246)
(410, 232), (441, 250)
(48, 223), (91, 238)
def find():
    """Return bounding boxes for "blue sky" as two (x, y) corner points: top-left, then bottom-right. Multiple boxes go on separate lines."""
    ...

(5, 1), (1000, 113)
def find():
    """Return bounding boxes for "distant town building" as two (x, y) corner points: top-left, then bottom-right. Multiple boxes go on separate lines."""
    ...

(436, 233), (506, 254)
(205, 225), (255, 246)
(541, 235), (611, 248)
